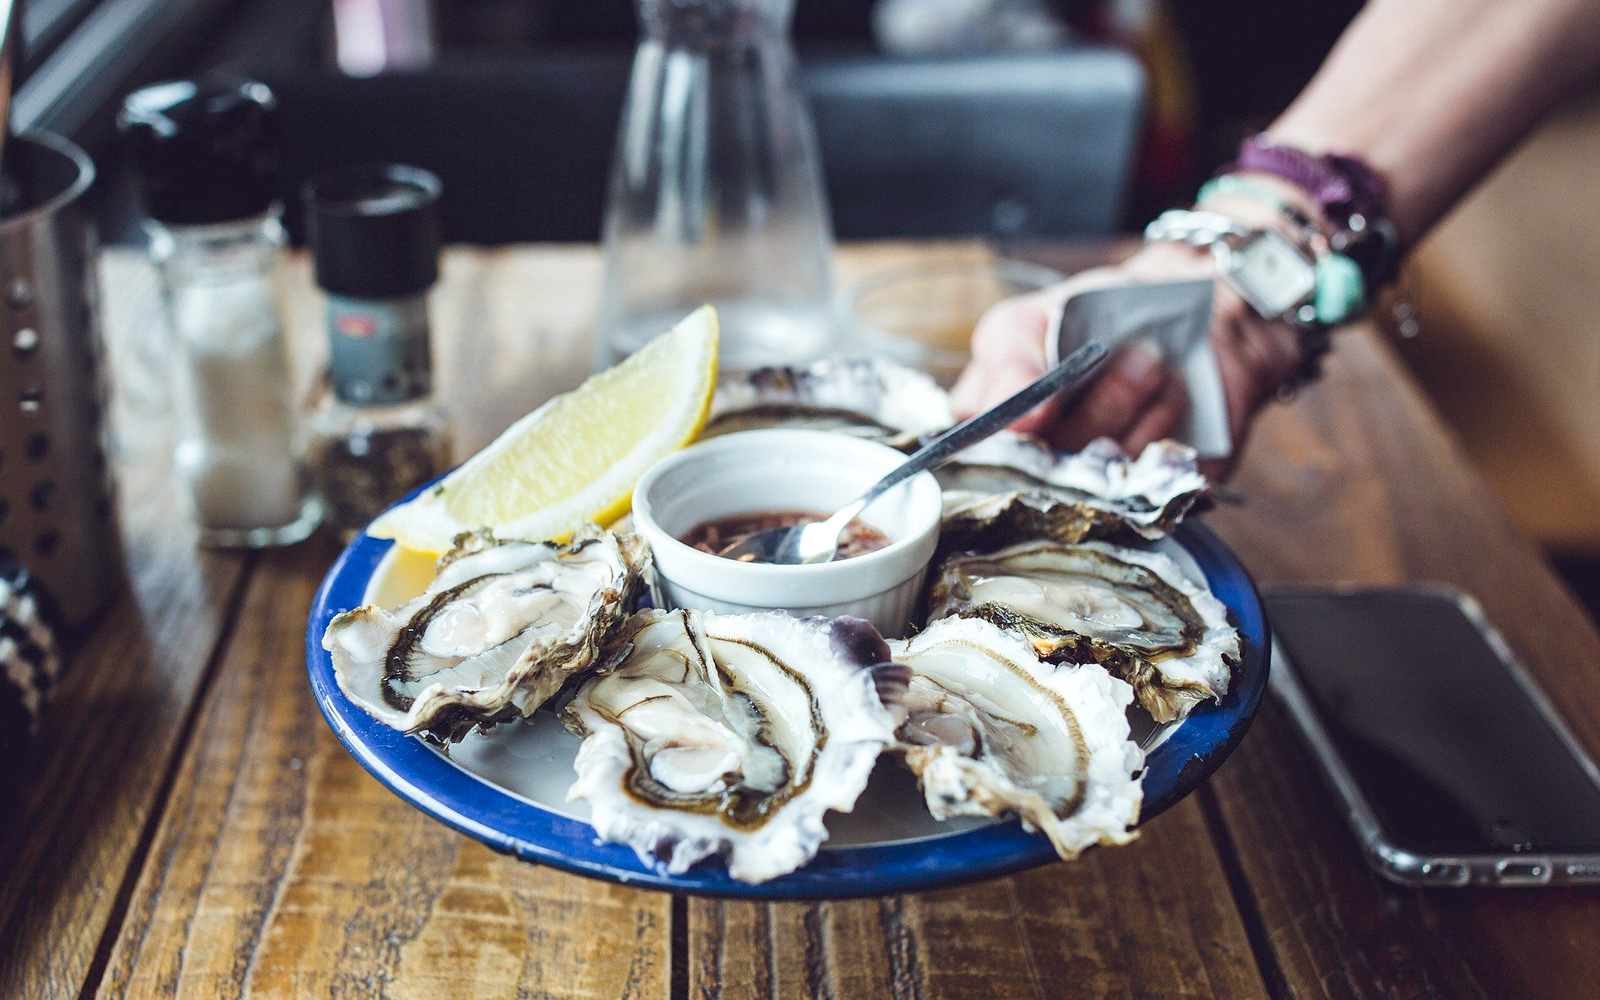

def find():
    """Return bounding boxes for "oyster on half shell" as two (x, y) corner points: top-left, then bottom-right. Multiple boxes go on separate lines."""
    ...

(927, 539), (1238, 723)
(890, 616), (1144, 859)
(323, 528), (650, 743)
(703, 357), (954, 450)
(939, 433), (1207, 548)
(563, 608), (909, 883)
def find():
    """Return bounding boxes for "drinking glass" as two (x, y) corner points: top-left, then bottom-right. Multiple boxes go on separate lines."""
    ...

(596, 0), (836, 371)
(840, 257), (1064, 386)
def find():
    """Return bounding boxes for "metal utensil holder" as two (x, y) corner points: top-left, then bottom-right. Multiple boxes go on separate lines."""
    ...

(0, 131), (120, 629)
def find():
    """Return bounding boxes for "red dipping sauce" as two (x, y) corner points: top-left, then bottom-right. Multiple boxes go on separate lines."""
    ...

(682, 510), (891, 562)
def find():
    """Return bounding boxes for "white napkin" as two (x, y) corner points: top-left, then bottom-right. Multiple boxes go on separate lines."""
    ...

(1046, 278), (1231, 458)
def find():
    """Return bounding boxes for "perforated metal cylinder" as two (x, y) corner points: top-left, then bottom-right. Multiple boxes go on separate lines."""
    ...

(0, 132), (120, 629)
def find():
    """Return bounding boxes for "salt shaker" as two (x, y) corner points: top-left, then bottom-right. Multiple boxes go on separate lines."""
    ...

(304, 164), (450, 540)
(120, 76), (320, 548)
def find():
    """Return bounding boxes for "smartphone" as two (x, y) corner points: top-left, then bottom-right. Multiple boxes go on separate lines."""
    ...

(1265, 585), (1600, 887)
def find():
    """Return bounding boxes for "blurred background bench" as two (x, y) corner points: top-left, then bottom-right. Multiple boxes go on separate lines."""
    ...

(253, 48), (1144, 244)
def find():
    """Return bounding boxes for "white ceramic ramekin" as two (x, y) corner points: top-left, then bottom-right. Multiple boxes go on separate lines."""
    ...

(632, 429), (943, 637)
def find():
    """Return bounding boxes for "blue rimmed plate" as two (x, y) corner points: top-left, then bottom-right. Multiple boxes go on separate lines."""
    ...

(307, 491), (1269, 899)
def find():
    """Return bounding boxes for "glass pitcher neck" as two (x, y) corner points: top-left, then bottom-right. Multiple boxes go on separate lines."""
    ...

(636, 0), (794, 43)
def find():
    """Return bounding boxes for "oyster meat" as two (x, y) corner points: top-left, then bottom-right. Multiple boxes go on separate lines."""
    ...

(703, 357), (954, 450)
(939, 433), (1207, 548)
(323, 528), (650, 743)
(563, 608), (909, 883)
(891, 616), (1143, 859)
(927, 539), (1238, 722)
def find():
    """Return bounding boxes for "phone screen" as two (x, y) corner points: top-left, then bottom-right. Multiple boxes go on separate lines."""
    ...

(1266, 589), (1600, 854)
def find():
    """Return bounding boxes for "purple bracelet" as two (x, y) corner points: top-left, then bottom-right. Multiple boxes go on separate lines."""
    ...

(1226, 136), (1400, 284)
(1229, 136), (1388, 234)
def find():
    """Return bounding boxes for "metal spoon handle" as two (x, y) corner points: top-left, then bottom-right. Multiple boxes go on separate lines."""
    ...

(844, 340), (1109, 519)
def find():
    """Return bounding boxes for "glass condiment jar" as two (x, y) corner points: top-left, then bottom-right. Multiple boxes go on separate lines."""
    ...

(120, 75), (320, 548)
(304, 164), (451, 541)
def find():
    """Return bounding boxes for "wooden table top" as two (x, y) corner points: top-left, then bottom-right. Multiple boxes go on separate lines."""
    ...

(5, 240), (1599, 1000)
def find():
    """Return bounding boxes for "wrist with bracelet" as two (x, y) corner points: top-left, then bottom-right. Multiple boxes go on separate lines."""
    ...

(1143, 135), (1401, 392)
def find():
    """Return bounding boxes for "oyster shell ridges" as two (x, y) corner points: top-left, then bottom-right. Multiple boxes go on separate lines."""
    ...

(563, 608), (908, 883)
(890, 616), (1144, 859)
(323, 527), (651, 743)
(939, 433), (1207, 548)
(927, 539), (1239, 722)
(704, 357), (954, 451)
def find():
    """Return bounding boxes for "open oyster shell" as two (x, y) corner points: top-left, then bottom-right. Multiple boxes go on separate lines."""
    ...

(703, 357), (954, 450)
(563, 608), (909, 883)
(927, 539), (1238, 723)
(323, 528), (651, 743)
(890, 616), (1143, 859)
(939, 433), (1207, 548)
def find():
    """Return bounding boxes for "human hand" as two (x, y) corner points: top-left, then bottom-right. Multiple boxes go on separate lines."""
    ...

(949, 241), (1305, 477)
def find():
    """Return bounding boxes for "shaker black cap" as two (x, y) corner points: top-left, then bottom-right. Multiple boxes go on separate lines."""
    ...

(118, 74), (281, 225)
(304, 164), (442, 299)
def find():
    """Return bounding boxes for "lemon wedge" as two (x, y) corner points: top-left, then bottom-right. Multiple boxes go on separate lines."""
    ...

(370, 306), (719, 554)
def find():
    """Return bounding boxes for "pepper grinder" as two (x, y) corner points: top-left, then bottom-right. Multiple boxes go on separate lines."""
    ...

(305, 164), (450, 540)
(120, 75), (321, 548)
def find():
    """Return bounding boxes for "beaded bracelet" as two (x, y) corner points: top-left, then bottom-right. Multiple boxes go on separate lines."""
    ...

(1226, 137), (1402, 286)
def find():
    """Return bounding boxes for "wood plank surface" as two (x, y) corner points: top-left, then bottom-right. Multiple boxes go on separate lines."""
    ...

(689, 799), (1266, 1000)
(94, 540), (670, 1000)
(0, 259), (250, 1000)
(1202, 331), (1600, 1000)
(281, 240), (1014, 461)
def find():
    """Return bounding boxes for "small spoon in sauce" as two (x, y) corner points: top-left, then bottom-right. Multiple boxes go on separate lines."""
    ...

(684, 509), (891, 561)
(718, 341), (1109, 565)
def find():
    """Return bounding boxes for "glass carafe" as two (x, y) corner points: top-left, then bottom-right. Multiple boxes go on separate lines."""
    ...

(596, 0), (836, 371)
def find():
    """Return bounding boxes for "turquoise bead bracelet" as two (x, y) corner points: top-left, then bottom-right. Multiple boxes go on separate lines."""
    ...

(1197, 174), (1296, 214)
(1313, 253), (1365, 326)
